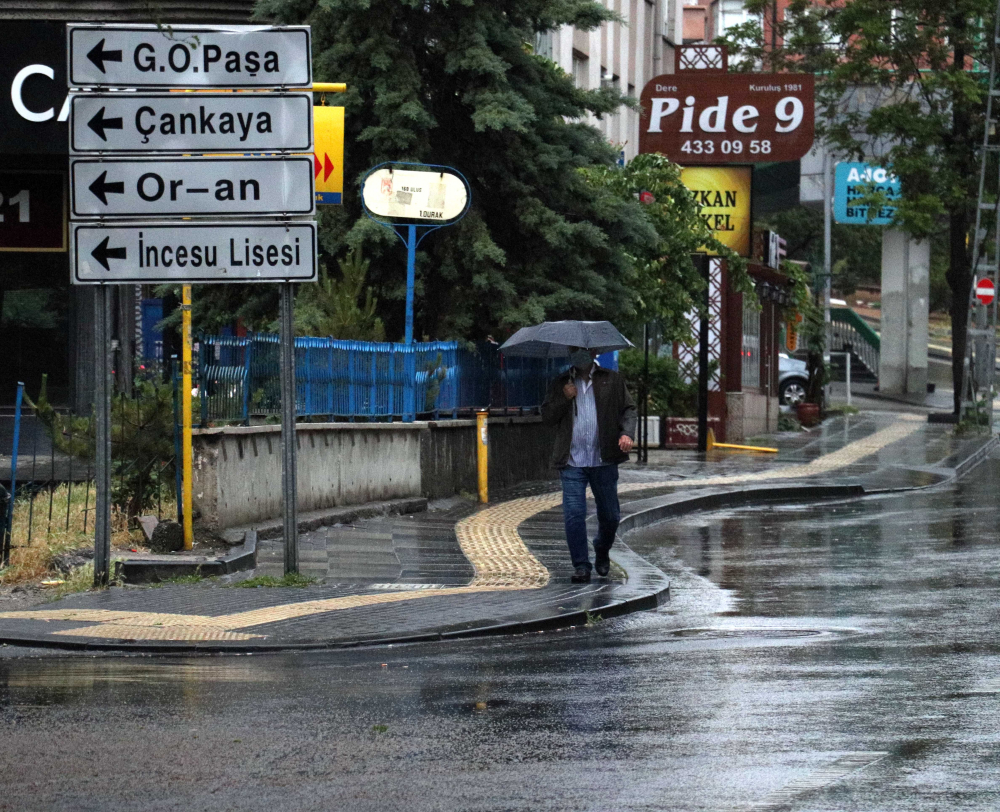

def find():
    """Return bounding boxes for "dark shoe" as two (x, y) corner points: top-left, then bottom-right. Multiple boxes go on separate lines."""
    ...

(594, 548), (611, 577)
(570, 566), (591, 583)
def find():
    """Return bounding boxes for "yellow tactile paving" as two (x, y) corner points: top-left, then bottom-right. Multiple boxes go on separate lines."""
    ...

(0, 418), (923, 642)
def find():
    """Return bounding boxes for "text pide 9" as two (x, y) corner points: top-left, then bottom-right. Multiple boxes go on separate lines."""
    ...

(647, 93), (805, 156)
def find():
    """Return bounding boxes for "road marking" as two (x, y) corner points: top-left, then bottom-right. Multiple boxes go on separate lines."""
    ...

(0, 419), (922, 642)
(744, 752), (888, 810)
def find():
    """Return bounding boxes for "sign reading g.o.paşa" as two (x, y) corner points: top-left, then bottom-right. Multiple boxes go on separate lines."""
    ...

(639, 73), (814, 164)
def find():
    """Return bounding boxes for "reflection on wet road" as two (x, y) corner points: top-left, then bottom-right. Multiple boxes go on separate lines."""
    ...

(4, 457), (1000, 810)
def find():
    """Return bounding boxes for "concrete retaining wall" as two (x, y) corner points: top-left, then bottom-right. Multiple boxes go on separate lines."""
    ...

(193, 416), (554, 531)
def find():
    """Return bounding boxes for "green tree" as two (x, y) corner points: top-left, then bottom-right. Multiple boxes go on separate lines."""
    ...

(294, 249), (386, 340)
(236, 0), (651, 342)
(583, 153), (751, 339)
(722, 0), (994, 412)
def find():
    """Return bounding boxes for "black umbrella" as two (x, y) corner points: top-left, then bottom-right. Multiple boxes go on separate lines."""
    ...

(499, 320), (634, 358)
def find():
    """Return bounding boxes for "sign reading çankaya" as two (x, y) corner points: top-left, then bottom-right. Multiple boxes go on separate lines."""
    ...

(362, 167), (469, 223)
(69, 92), (313, 154)
(71, 221), (317, 284)
(67, 25), (311, 89)
(639, 73), (814, 164)
(71, 157), (315, 218)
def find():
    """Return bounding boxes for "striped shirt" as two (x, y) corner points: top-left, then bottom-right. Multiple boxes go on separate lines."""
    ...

(568, 375), (604, 468)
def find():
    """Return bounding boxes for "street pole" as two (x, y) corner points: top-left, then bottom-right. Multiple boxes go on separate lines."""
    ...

(403, 224), (417, 422)
(93, 285), (113, 587)
(279, 282), (299, 575)
(696, 255), (710, 452)
(181, 285), (193, 551)
(823, 151), (833, 409)
(642, 322), (650, 463)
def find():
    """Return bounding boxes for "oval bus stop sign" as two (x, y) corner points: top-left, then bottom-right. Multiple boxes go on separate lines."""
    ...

(976, 277), (995, 306)
(362, 165), (469, 224)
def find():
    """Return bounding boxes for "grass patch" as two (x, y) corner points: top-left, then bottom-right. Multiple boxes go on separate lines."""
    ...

(1, 483), (163, 588)
(826, 404), (860, 417)
(372, 724), (389, 734)
(231, 572), (318, 588)
(46, 561), (124, 601)
(585, 610), (603, 626)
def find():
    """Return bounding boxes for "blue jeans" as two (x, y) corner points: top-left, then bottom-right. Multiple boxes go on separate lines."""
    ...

(559, 465), (621, 571)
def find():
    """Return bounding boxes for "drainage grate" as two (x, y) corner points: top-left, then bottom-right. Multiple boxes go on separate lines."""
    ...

(744, 752), (888, 811)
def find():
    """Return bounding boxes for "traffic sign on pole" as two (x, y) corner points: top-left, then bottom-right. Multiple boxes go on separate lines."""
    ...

(70, 156), (315, 218)
(71, 221), (317, 284)
(69, 92), (314, 154)
(976, 277), (995, 306)
(67, 24), (312, 89)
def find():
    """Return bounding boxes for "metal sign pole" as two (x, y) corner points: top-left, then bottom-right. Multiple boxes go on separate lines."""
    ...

(279, 282), (299, 575)
(696, 255), (710, 452)
(403, 223), (417, 422)
(93, 285), (113, 586)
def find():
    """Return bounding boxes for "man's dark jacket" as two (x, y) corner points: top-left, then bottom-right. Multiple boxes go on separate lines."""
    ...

(541, 366), (638, 469)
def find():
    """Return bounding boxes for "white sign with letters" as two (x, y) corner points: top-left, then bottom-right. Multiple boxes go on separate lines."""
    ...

(68, 24), (312, 88)
(69, 92), (314, 154)
(362, 168), (468, 222)
(71, 221), (318, 284)
(71, 156), (315, 218)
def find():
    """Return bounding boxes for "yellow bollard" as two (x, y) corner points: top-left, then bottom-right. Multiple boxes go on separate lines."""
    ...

(476, 410), (489, 503)
(181, 286), (194, 551)
(706, 428), (778, 454)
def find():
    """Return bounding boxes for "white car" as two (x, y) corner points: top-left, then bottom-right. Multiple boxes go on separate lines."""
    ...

(778, 353), (809, 406)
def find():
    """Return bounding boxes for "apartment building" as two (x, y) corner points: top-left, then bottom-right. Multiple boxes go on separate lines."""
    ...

(538, 1), (687, 162)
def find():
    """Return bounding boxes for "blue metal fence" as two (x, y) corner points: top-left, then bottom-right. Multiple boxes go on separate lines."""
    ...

(196, 335), (567, 424)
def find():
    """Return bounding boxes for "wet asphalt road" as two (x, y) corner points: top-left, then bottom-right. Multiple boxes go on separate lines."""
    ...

(4, 457), (1000, 811)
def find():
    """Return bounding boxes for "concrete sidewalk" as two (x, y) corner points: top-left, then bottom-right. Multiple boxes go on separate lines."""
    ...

(0, 412), (993, 653)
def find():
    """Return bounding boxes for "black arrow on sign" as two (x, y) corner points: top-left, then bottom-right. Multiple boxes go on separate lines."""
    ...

(87, 107), (123, 142)
(87, 39), (123, 74)
(88, 171), (125, 205)
(91, 236), (127, 271)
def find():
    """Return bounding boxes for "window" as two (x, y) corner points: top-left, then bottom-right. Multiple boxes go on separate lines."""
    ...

(742, 299), (760, 389)
(572, 51), (589, 89)
(534, 31), (553, 60)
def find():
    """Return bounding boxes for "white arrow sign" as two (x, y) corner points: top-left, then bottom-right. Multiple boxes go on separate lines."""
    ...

(71, 156), (315, 218)
(69, 92), (313, 154)
(68, 24), (312, 89)
(71, 221), (317, 284)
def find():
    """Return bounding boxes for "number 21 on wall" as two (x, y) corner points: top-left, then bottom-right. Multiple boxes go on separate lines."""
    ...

(0, 190), (30, 223)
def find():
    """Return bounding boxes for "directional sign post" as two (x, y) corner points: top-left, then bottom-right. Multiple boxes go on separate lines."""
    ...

(68, 24), (312, 89)
(68, 22), (318, 580)
(976, 277), (995, 307)
(71, 157), (315, 217)
(69, 92), (314, 154)
(71, 221), (317, 283)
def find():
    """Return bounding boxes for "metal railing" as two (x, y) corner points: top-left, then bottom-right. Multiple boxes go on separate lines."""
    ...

(196, 335), (568, 424)
(829, 307), (880, 378)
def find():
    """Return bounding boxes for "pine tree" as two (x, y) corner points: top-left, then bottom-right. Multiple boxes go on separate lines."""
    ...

(294, 249), (386, 340)
(239, 0), (654, 341)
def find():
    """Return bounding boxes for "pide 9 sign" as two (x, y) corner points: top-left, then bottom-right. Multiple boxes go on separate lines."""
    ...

(639, 73), (814, 164)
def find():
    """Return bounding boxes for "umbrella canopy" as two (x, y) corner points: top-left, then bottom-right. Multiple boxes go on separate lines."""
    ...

(499, 320), (634, 358)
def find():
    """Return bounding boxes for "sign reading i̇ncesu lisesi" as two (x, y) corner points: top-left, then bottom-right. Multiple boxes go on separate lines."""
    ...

(834, 162), (900, 225)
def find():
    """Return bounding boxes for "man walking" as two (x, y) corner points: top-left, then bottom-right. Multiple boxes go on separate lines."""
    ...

(541, 348), (637, 583)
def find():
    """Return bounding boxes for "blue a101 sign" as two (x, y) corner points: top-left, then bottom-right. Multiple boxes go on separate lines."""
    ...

(834, 162), (900, 225)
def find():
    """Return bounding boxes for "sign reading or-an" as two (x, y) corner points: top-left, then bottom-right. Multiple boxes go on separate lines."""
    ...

(0, 171), (66, 252)
(67, 25), (311, 89)
(71, 157), (315, 218)
(976, 277), (995, 306)
(362, 167), (469, 223)
(834, 162), (900, 225)
(639, 73), (814, 163)
(313, 106), (344, 205)
(71, 221), (317, 284)
(680, 166), (752, 257)
(69, 92), (314, 154)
